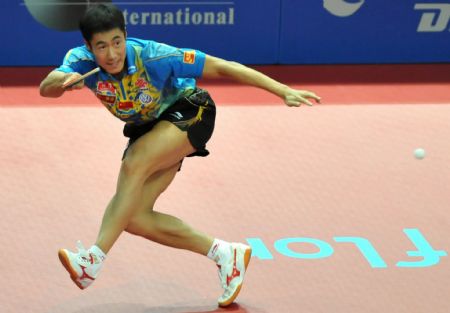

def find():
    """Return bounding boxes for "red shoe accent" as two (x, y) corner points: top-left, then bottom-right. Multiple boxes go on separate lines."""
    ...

(226, 249), (241, 286)
(79, 265), (95, 281)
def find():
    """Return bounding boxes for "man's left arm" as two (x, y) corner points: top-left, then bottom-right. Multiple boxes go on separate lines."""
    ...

(202, 55), (321, 107)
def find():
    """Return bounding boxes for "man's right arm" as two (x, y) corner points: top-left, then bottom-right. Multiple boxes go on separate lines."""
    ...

(40, 70), (83, 98)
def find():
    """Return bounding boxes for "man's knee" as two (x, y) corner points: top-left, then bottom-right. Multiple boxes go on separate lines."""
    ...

(125, 213), (155, 237)
(121, 151), (159, 182)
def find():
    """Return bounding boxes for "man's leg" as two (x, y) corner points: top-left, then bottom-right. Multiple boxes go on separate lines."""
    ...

(124, 161), (214, 256)
(123, 161), (252, 307)
(59, 119), (251, 306)
(95, 121), (196, 254)
(58, 121), (196, 289)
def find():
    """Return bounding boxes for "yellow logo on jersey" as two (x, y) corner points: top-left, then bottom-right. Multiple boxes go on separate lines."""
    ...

(183, 51), (196, 64)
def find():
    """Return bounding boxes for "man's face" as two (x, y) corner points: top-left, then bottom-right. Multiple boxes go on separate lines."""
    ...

(88, 28), (126, 74)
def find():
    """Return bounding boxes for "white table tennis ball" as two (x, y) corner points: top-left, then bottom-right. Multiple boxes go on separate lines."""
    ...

(414, 148), (426, 160)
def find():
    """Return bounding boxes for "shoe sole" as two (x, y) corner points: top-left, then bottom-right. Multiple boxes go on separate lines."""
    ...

(58, 249), (85, 290)
(218, 246), (252, 308)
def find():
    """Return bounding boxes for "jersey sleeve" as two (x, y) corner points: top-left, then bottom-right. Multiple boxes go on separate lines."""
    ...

(172, 48), (206, 78)
(142, 41), (206, 80)
(54, 47), (97, 75)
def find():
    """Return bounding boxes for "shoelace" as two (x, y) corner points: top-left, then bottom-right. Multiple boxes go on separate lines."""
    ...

(76, 240), (91, 264)
(216, 246), (237, 290)
(217, 265), (227, 289)
(217, 264), (227, 289)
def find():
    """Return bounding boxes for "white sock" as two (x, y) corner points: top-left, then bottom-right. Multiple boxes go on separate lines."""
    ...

(207, 239), (231, 265)
(89, 245), (107, 263)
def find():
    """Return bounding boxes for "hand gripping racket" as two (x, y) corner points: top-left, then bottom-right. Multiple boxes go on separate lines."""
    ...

(64, 67), (100, 89)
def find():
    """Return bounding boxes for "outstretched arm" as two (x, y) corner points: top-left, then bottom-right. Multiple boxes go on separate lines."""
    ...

(39, 71), (84, 98)
(202, 55), (321, 106)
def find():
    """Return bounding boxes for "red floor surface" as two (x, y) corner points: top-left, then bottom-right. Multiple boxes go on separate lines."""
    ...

(0, 65), (449, 313)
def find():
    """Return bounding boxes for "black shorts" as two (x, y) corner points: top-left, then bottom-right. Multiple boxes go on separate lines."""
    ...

(122, 88), (216, 160)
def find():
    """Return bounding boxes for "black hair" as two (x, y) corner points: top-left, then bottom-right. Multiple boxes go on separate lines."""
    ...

(79, 4), (125, 43)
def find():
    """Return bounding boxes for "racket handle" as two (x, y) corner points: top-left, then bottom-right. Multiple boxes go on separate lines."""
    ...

(64, 67), (100, 89)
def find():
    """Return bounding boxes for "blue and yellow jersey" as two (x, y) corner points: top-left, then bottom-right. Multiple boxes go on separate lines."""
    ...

(55, 38), (206, 125)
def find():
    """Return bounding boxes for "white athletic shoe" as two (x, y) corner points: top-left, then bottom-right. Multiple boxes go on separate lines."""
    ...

(58, 241), (104, 290)
(217, 243), (252, 307)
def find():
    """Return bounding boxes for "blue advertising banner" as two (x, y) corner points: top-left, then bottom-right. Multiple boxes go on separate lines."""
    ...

(1, 1), (449, 65)
(1, 0), (280, 66)
(279, 0), (450, 64)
